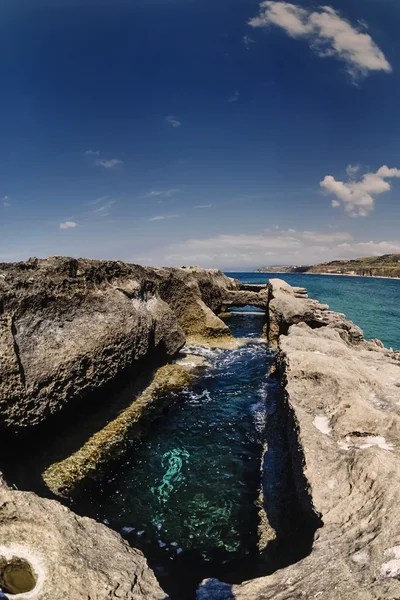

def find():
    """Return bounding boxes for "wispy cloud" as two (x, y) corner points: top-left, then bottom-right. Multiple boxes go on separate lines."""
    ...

(95, 158), (123, 169)
(93, 198), (116, 217)
(321, 165), (400, 216)
(249, 2), (391, 78)
(146, 188), (181, 198)
(164, 227), (357, 267)
(228, 90), (240, 103)
(166, 115), (181, 128)
(243, 35), (255, 50)
(2, 195), (10, 207)
(60, 221), (77, 230)
(84, 150), (123, 169)
(87, 195), (110, 206)
(337, 240), (400, 256)
(194, 204), (212, 209)
(149, 214), (179, 221)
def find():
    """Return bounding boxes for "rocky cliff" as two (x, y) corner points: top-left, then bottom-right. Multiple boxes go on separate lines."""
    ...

(0, 258), (261, 435)
(201, 279), (400, 599)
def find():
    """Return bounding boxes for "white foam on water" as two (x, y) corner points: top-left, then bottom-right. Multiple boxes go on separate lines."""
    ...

(186, 389), (212, 405)
(121, 526), (135, 534)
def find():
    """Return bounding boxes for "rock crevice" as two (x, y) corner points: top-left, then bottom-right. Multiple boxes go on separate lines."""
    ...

(203, 278), (400, 599)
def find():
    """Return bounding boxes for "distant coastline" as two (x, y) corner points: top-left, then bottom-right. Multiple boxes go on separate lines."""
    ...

(257, 253), (400, 280)
(258, 271), (400, 281)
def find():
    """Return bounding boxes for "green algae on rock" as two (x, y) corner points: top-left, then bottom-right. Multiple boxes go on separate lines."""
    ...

(43, 363), (195, 496)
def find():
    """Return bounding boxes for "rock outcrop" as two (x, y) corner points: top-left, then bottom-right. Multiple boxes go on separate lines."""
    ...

(200, 279), (400, 599)
(0, 475), (167, 599)
(42, 362), (197, 496)
(0, 257), (186, 434)
(143, 266), (242, 344)
(0, 259), (266, 434)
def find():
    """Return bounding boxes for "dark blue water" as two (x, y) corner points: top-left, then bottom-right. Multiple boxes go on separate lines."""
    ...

(228, 272), (400, 350)
(75, 312), (274, 598)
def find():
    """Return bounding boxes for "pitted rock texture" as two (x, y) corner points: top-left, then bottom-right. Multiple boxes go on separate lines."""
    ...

(143, 266), (241, 342)
(0, 258), (264, 432)
(200, 279), (400, 599)
(0, 477), (167, 599)
(0, 257), (186, 433)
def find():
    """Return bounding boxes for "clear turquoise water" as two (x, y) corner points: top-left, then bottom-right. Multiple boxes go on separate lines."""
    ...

(74, 312), (275, 599)
(228, 272), (400, 350)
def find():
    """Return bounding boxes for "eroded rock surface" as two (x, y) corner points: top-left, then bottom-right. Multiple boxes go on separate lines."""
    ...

(0, 257), (186, 433)
(0, 476), (167, 599)
(143, 266), (241, 343)
(0, 259), (263, 433)
(200, 279), (400, 599)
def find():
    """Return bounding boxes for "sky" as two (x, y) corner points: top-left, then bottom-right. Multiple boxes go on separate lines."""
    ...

(1, 0), (400, 270)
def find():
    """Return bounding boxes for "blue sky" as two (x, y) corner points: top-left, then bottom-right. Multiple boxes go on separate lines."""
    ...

(1, 0), (400, 269)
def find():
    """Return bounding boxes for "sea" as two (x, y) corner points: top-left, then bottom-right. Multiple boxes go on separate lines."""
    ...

(226, 272), (400, 351)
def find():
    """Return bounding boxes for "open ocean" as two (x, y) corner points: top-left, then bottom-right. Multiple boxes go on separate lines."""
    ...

(227, 272), (400, 351)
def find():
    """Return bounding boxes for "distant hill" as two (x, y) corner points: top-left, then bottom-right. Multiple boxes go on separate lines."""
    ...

(258, 254), (400, 278)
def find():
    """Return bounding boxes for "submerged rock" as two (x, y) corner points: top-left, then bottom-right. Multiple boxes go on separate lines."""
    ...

(43, 363), (194, 496)
(201, 278), (400, 599)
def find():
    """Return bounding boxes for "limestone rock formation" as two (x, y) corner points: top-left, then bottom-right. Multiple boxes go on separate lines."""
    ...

(0, 257), (186, 434)
(1, 259), (264, 433)
(143, 266), (240, 343)
(200, 279), (400, 599)
(42, 363), (196, 496)
(0, 476), (167, 599)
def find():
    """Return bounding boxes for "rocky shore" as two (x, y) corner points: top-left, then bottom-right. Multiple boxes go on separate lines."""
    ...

(202, 279), (400, 599)
(1, 257), (399, 599)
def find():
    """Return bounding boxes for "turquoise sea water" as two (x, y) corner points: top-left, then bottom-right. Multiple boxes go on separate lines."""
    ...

(74, 312), (276, 599)
(228, 272), (400, 351)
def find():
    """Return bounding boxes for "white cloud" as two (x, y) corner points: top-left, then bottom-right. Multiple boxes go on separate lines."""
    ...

(88, 195), (110, 206)
(163, 228), (400, 267)
(2, 195), (10, 207)
(149, 214), (179, 221)
(95, 158), (123, 169)
(94, 199), (116, 216)
(337, 240), (400, 256)
(145, 188), (181, 198)
(346, 164), (360, 179)
(249, 2), (391, 78)
(60, 221), (77, 230)
(166, 115), (181, 128)
(194, 204), (212, 209)
(321, 164), (400, 216)
(243, 35), (255, 50)
(228, 90), (240, 103)
(85, 150), (123, 169)
(302, 231), (353, 243)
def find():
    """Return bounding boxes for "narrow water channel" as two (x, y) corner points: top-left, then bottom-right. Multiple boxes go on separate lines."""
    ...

(73, 310), (275, 599)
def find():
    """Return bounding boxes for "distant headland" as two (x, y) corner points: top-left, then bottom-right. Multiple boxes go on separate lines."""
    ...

(258, 253), (400, 279)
